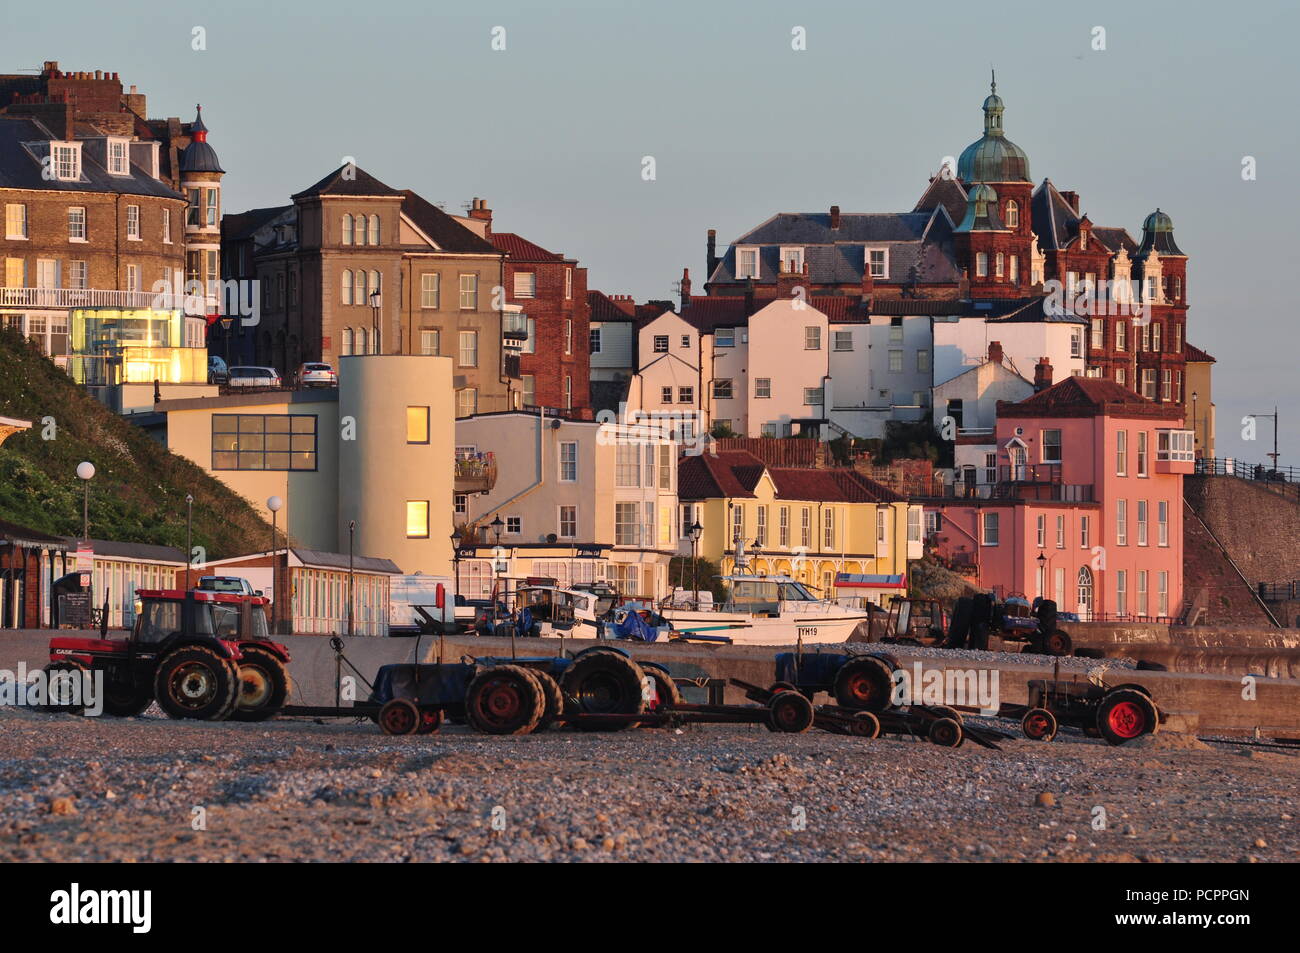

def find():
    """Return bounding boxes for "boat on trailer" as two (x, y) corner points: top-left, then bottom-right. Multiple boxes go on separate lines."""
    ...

(659, 574), (871, 646)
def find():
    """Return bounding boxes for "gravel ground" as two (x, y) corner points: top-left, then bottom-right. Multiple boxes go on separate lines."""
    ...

(0, 706), (1294, 863)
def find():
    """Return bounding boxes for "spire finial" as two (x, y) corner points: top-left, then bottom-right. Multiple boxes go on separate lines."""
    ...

(991, 67), (996, 94)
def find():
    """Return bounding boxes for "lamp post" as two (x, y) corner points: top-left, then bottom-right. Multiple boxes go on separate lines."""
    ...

(490, 515), (506, 606)
(450, 530), (463, 598)
(348, 519), (355, 638)
(267, 495), (283, 633)
(184, 494), (194, 591)
(220, 314), (234, 366)
(369, 289), (382, 354)
(1191, 390), (1199, 457)
(689, 519), (703, 608)
(75, 461), (95, 542)
(491, 514), (504, 547)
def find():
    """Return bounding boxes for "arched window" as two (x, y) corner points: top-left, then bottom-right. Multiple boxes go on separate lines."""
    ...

(1006, 200), (1019, 228)
(356, 269), (368, 304)
(1077, 566), (1093, 621)
(341, 269), (354, 305)
(368, 214), (380, 245)
(342, 214), (353, 245)
(341, 327), (353, 356)
(370, 270), (381, 296)
(356, 327), (367, 355)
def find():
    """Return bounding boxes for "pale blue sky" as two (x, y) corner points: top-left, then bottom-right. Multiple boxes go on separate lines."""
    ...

(5, 0), (1297, 462)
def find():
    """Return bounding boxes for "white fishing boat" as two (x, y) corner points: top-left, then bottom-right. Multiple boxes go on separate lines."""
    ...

(659, 574), (871, 646)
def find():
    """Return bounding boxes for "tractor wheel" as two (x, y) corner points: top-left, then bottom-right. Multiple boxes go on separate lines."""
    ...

(1045, 629), (1073, 657)
(927, 717), (963, 748)
(642, 666), (681, 712)
(767, 690), (815, 733)
(1021, 707), (1058, 741)
(926, 705), (963, 724)
(832, 655), (895, 712)
(153, 646), (240, 721)
(41, 662), (88, 714)
(416, 707), (444, 735)
(1096, 689), (1157, 746)
(560, 650), (646, 731)
(465, 665), (545, 735)
(229, 646), (290, 722)
(378, 698), (420, 735)
(849, 711), (881, 738)
(530, 669), (565, 733)
(101, 682), (152, 718)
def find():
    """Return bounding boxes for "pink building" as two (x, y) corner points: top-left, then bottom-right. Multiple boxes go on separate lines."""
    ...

(927, 377), (1193, 620)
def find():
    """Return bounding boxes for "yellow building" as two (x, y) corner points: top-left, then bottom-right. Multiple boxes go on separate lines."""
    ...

(678, 449), (923, 603)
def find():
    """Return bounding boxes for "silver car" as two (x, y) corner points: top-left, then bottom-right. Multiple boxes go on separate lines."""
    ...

(227, 366), (282, 388)
(294, 362), (337, 388)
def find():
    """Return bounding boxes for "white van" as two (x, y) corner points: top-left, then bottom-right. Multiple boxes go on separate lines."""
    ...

(388, 574), (457, 636)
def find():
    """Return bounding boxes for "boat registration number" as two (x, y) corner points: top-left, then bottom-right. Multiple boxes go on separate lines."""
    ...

(797, 626), (818, 640)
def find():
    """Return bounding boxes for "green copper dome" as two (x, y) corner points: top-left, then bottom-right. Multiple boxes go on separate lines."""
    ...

(1136, 208), (1184, 257)
(957, 75), (1031, 183)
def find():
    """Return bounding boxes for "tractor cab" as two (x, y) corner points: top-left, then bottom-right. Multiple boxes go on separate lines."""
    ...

(133, 588), (271, 647)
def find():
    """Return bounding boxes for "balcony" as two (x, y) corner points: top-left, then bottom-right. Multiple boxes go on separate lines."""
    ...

(928, 464), (1095, 502)
(1155, 429), (1195, 473)
(0, 287), (189, 311)
(455, 452), (497, 495)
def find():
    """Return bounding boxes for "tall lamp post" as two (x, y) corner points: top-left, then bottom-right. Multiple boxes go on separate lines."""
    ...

(76, 461), (95, 542)
(348, 519), (355, 637)
(689, 519), (703, 608)
(184, 494), (194, 591)
(267, 495), (283, 633)
(220, 314), (234, 366)
(490, 515), (506, 606)
(1191, 390), (1199, 459)
(450, 530), (463, 597)
(369, 289), (382, 354)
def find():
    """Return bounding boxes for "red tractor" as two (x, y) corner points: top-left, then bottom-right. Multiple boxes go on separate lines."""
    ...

(44, 588), (291, 721)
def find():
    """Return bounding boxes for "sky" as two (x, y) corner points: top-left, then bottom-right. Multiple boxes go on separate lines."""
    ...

(5, 0), (1298, 464)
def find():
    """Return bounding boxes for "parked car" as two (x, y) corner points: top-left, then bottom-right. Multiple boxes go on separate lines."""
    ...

(207, 355), (229, 384)
(227, 366), (282, 388)
(197, 575), (261, 596)
(293, 362), (337, 388)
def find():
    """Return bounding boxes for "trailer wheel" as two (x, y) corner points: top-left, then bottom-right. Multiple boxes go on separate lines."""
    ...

(1021, 707), (1058, 741)
(530, 669), (564, 732)
(849, 711), (881, 738)
(153, 646), (240, 720)
(769, 681), (798, 695)
(928, 705), (963, 725)
(767, 690), (814, 733)
(561, 651), (646, 731)
(41, 662), (88, 714)
(379, 698), (420, 735)
(101, 683), (152, 718)
(927, 717), (963, 748)
(230, 646), (290, 721)
(832, 656), (894, 712)
(416, 707), (444, 735)
(1045, 629), (1073, 657)
(1096, 689), (1157, 746)
(642, 666), (681, 711)
(466, 665), (545, 735)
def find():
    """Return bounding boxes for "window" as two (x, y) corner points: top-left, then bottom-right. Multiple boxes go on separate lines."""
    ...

(559, 442), (577, 482)
(823, 508), (835, 549)
(803, 387), (823, 406)
(504, 516), (521, 536)
(679, 334), (691, 349)
(67, 260), (87, 290)
(833, 330), (853, 351)
(755, 378), (771, 399)
(52, 143), (80, 180)
(800, 507), (811, 548)
(565, 267), (573, 300)
(653, 335), (669, 353)
(1158, 501), (1168, 546)
(975, 252), (988, 277)
(713, 418), (731, 432)
(779, 507), (790, 547)
(419, 329), (439, 355)
(732, 504), (745, 543)
(907, 507), (922, 545)
(342, 214), (354, 244)
(1117, 499), (1128, 545)
(559, 506), (577, 539)
(420, 273), (440, 309)
(368, 215), (380, 245)
(1140, 368), (1156, 399)
(716, 328), (735, 347)
(513, 272), (536, 298)
(1158, 571), (1169, 617)
(888, 350), (903, 373)
(1009, 255), (1019, 284)
(186, 188), (200, 227)
(736, 246), (759, 279)
(804, 327), (821, 350)
(756, 506), (768, 546)
(1115, 320), (1126, 351)
(1079, 515), (1090, 549)
(1152, 323), (1162, 352)
(1042, 429), (1062, 463)
(521, 375), (535, 407)
(1070, 328), (1082, 358)
(341, 270), (356, 306)
(589, 328), (602, 354)
(126, 205), (140, 240)
(1137, 431), (1148, 476)
(661, 386), (673, 404)
(1136, 500), (1148, 546)
(615, 443), (641, 487)
(995, 252), (1004, 277)
(1056, 515), (1065, 549)
(125, 263), (139, 291)
(458, 330), (478, 367)
(107, 139), (129, 175)
(916, 349), (930, 372)
(877, 508), (890, 555)
(867, 248), (887, 278)
(615, 502), (640, 545)
(712, 379), (733, 400)
(68, 206), (86, 241)
(212, 414), (318, 471)
(1091, 318), (1103, 350)
(1116, 367), (1126, 387)
(659, 444), (672, 490)
(1137, 570), (1149, 617)
(982, 512), (1000, 546)
(1116, 570), (1127, 615)
(1116, 430), (1127, 475)
(780, 247), (803, 272)
(406, 501), (429, 538)
(341, 328), (354, 356)
(406, 406), (429, 443)
(643, 444), (656, 489)
(459, 274), (478, 310)
(454, 494), (468, 517)
(1161, 369), (1172, 401)
(456, 388), (478, 417)
(1006, 200), (1019, 228)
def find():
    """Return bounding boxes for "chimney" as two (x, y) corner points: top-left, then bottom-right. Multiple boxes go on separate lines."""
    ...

(1060, 191), (1080, 214)
(706, 229), (719, 275)
(1033, 357), (1053, 391)
(776, 264), (804, 300)
(468, 197), (493, 234)
(743, 277), (755, 316)
(987, 340), (1003, 365)
(860, 262), (875, 302)
(830, 205), (841, 229)
(679, 268), (692, 311)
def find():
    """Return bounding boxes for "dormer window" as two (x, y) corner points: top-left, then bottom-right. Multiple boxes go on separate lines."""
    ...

(107, 139), (130, 175)
(779, 246), (803, 272)
(51, 142), (81, 181)
(736, 246), (759, 280)
(1005, 200), (1019, 228)
(1079, 230), (1088, 251)
(866, 248), (888, 278)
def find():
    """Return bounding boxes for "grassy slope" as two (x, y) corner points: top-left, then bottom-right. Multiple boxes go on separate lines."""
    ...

(0, 329), (272, 558)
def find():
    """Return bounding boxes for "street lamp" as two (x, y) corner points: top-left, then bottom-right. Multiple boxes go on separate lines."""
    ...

(491, 514), (504, 546)
(369, 290), (382, 354)
(450, 529), (463, 598)
(75, 461), (95, 542)
(689, 519), (703, 608)
(267, 495), (283, 633)
(1191, 391), (1199, 457)
(220, 314), (234, 366)
(184, 494), (194, 591)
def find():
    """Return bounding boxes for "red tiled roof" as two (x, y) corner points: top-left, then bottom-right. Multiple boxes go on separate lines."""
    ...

(997, 376), (1184, 420)
(490, 231), (565, 262)
(677, 450), (903, 503)
(768, 468), (903, 503)
(715, 437), (820, 468)
(1184, 342), (1217, 363)
(588, 290), (637, 321)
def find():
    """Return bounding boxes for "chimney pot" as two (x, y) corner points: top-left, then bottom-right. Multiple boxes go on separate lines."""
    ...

(830, 205), (841, 229)
(1033, 357), (1054, 391)
(988, 340), (1004, 365)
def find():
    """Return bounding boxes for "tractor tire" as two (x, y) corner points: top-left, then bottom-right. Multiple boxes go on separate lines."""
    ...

(465, 665), (545, 735)
(832, 655), (895, 712)
(153, 646), (240, 721)
(1096, 689), (1158, 746)
(849, 710), (881, 738)
(927, 717), (963, 748)
(1045, 629), (1073, 657)
(101, 682), (152, 718)
(642, 665), (681, 711)
(378, 698), (420, 735)
(530, 669), (565, 733)
(416, 707), (444, 735)
(230, 646), (290, 722)
(767, 690), (815, 733)
(561, 650), (646, 731)
(1021, 707), (1058, 741)
(41, 662), (89, 715)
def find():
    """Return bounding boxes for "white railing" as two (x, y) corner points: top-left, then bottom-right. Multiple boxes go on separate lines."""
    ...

(0, 287), (189, 310)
